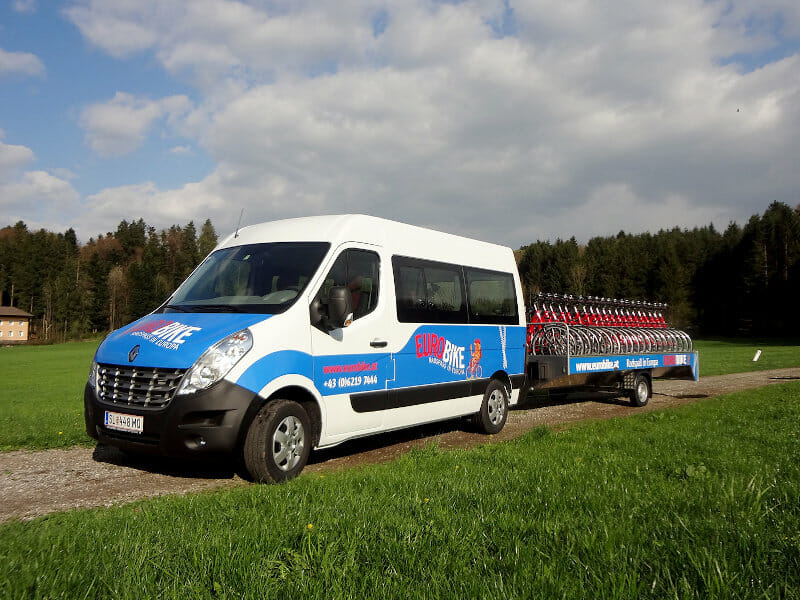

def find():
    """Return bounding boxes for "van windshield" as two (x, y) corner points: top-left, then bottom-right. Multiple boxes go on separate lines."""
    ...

(163, 242), (330, 314)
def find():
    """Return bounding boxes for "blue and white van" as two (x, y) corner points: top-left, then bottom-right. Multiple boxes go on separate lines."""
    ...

(85, 215), (527, 482)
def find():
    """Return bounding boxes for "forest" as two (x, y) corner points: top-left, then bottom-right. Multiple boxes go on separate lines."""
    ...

(518, 201), (800, 335)
(1, 202), (798, 341)
(0, 218), (217, 341)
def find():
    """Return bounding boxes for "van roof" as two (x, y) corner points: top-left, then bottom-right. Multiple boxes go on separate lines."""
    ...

(217, 214), (513, 268)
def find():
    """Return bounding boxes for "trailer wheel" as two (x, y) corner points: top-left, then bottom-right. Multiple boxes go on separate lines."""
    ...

(242, 399), (311, 483)
(629, 373), (651, 407)
(473, 379), (509, 434)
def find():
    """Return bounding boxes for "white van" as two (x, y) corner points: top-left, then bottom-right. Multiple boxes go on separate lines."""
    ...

(85, 215), (527, 482)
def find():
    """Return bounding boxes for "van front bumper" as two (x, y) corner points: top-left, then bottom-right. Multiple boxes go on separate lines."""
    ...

(84, 380), (259, 457)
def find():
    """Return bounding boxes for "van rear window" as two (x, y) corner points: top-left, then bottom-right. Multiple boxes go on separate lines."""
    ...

(393, 256), (468, 324)
(465, 268), (518, 325)
(393, 256), (518, 325)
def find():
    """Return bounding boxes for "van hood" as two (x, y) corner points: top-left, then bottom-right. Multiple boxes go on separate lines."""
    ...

(94, 313), (270, 369)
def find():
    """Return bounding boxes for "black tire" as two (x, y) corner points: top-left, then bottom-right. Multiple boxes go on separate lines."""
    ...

(629, 372), (651, 407)
(473, 379), (509, 434)
(242, 399), (311, 483)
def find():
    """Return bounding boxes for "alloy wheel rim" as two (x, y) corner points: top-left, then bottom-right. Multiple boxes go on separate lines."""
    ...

(488, 389), (505, 425)
(636, 381), (648, 403)
(272, 416), (305, 471)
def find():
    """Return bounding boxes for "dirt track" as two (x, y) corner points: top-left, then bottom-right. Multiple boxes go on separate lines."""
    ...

(2, 367), (799, 523)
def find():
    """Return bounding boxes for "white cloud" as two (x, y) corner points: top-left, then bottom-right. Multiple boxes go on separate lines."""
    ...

(79, 92), (192, 157)
(81, 177), (228, 235)
(0, 134), (83, 231)
(0, 47), (44, 77)
(65, 0), (377, 88)
(0, 170), (82, 231)
(506, 184), (731, 245)
(0, 133), (36, 177)
(64, 2), (160, 59)
(713, 0), (800, 47)
(12, 0), (37, 13)
(58, 0), (800, 245)
(51, 167), (77, 181)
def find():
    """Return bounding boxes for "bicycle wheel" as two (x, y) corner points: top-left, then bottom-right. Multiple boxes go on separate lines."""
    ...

(584, 327), (603, 355)
(531, 329), (547, 355)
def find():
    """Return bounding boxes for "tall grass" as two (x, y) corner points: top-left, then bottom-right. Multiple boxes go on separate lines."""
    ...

(2, 382), (798, 599)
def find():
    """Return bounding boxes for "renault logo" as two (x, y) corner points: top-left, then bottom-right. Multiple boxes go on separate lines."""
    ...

(128, 344), (140, 362)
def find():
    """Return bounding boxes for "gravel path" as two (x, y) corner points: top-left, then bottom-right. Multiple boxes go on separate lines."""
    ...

(2, 367), (798, 523)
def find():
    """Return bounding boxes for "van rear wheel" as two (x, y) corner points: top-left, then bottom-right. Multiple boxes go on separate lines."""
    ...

(473, 379), (509, 434)
(243, 399), (311, 483)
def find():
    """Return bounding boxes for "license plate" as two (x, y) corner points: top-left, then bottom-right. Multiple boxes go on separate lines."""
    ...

(104, 411), (144, 434)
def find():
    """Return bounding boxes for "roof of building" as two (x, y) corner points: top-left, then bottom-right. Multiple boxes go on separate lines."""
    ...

(0, 306), (33, 318)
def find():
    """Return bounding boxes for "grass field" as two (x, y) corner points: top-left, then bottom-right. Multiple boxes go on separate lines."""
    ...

(692, 337), (800, 377)
(0, 337), (797, 452)
(0, 340), (99, 451)
(1, 382), (799, 599)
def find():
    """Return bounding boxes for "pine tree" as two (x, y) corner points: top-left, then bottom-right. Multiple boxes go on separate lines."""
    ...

(198, 219), (218, 258)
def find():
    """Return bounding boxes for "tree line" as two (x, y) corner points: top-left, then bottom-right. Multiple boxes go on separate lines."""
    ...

(0, 218), (217, 341)
(517, 201), (800, 335)
(1, 202), (798, 341)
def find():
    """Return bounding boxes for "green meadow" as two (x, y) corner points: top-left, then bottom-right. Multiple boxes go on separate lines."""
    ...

(0, 340), (99, 451)
(1, 382), (799, 598)
(0, 338), (797, 451)
(691, 338), (800, 377)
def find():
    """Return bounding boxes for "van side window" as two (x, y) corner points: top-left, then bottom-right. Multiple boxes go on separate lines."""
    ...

(393, 256), (468, 323)
(316, 249), (380, 322)
(465, 268), (518, 325)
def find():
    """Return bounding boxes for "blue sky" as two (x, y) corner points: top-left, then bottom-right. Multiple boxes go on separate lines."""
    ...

(1, 1), (798, 245)
(0, 2), (210, 199)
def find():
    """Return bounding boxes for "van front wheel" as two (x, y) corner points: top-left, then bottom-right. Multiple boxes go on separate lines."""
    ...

(243, 399), (311, 483)
(473, 379), (508, 434)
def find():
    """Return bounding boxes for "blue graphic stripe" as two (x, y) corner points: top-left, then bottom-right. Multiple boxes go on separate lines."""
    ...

(568, 353), (698, 375)
(237, 350), (313, 394)
(234, 324), (527, 397)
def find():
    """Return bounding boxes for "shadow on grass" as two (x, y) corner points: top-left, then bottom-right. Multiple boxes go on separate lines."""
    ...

(88, 418), (477, 481)
(310, 421), (462, 465)
(522, 389), (632, 408)
(87, 388), (670, 480)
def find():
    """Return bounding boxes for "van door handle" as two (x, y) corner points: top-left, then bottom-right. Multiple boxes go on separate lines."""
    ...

(370, 339), (388, 348)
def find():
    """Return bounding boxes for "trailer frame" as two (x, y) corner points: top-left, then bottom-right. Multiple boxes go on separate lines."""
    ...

(525, 350), (698, 405)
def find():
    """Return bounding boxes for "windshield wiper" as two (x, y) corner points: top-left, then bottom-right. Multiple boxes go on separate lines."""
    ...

(186, 304), (248, 313)
(164, 304), (192, 312)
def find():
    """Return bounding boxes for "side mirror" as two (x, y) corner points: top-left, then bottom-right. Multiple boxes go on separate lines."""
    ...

(326, 286), (353, 329)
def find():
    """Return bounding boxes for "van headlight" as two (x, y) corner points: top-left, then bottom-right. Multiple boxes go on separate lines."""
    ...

(177, 329), (253, 395)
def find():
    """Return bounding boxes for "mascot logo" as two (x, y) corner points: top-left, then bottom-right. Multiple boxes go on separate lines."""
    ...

(466, 339), (482, 379)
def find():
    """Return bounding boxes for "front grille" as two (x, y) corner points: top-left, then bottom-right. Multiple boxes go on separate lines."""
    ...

(97, 364), (186, 409)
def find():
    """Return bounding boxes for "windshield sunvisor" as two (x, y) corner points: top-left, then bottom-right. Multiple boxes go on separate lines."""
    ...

(95, 313), (269, 369)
